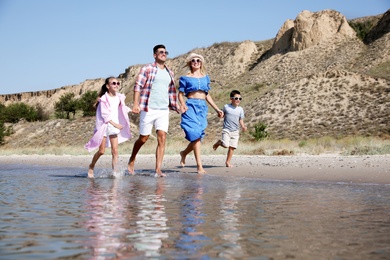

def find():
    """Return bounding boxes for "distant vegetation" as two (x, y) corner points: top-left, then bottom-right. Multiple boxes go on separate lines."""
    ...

(250, 122), (269, 141)
(54, 91), (98, 119)
(348, 20), (374, 40)
(0, 91), (98, 145)
(0, 102), (46, 123)
(0, 102), (48, 144)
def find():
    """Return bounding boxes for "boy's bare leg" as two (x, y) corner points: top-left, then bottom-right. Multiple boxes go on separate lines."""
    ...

(213, 140), (222, 150)
(226, 147), (235, 167)
(128, 135), (149, 174)
(155, 130), (166, 177)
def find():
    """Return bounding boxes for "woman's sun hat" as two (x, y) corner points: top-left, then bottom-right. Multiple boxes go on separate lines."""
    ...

(186, 53), (205, 63)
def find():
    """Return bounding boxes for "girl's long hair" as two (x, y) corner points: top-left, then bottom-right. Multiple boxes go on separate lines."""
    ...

(94, 77), (115, 108)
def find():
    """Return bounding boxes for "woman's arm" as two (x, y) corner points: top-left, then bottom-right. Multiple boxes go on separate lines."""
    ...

(206, 94), (224, 118)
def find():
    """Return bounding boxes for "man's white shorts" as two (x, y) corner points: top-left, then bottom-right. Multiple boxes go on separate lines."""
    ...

(221, 129), (239, 149)
(139, 108), (169, 135)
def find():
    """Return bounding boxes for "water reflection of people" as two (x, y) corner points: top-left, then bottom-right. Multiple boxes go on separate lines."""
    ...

(84, 178), (169, 258)
(84, 179), (135, 258)
(133, 179), (169, 257)
(218, 184), (244, 258)
(176, 177), (208, 255)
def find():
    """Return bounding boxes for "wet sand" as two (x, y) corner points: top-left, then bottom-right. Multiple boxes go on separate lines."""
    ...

(1, 154), (389, 184)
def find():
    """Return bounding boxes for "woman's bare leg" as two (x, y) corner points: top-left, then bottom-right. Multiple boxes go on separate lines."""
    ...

(180, 142), (194, 167)
(193, 139), (206, 174)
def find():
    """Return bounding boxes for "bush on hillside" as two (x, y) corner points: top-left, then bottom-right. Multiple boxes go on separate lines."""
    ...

(1, 102), (40, 123)
(250, 122), (269, 141)
(0, 121), (12, 145)
(78, 90), (98, 117)
(55, 93), (78, 119)
(349, 20), (373, 40)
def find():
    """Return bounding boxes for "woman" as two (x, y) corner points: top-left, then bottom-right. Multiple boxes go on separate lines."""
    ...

(84, 77), (131, 178)
(178, 53), (223, 174)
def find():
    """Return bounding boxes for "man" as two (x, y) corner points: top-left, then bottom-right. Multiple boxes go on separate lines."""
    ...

(128, 44), (179, 177)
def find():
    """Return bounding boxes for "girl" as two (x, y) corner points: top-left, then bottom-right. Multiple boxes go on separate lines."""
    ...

(85, 77), (131, 178)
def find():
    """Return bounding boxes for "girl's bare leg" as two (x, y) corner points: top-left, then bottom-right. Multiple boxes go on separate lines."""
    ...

(109, 135), (119, 173)
(88, 137), (106, 178)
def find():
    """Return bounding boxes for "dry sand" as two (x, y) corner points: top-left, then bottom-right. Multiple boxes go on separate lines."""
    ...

(0, 154), (389, 184)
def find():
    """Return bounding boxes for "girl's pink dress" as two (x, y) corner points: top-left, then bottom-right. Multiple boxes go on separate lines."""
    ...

(84, 92), (131, 152)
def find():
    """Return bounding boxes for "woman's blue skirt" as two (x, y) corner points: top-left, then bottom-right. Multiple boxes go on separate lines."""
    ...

(180, 98), (208, 142)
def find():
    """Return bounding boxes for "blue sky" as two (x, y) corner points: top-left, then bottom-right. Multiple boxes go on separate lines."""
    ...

(0, 0), (388, 95)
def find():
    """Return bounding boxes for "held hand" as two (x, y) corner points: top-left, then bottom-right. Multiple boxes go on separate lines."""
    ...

(116, 124), (124, 130)
(132, 106), (140, 114)
(217, 110), (224, 118)
(242, 126), (248, 132)
(180, 105), (188, 114)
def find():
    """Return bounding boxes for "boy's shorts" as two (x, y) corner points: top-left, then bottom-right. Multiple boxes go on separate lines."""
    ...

(221, 129), (239, 149)
(139, 108), (169, 136)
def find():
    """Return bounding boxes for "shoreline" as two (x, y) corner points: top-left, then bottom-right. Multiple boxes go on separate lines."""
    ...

(1, 154), (389, 184)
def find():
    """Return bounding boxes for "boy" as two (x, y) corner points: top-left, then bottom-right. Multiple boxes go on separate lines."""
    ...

(213, 90), (247, 167)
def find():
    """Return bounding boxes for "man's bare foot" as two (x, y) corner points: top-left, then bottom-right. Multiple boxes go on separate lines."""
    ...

(226, 163), (234, 167)
(180, 151), (186, 167)
(88, 167), (94, 178)
(127, 161), (135, 175)
(213, 140), (221, 151)
(197, 167), (206, 174)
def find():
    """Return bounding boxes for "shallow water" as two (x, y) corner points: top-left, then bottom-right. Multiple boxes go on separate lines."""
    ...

(1, 164), (390, 259)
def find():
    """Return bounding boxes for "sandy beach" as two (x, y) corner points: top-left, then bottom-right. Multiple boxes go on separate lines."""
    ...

(0, 154), (389, 184)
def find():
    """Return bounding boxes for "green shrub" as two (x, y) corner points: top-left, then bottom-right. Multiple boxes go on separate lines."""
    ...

(250, 122), (269, 141)
(349, 20), (373, 40)
(55, 92), (78, 119)
(0, 121), (13, 145)
(2, 102), (39, 123)
(78, 90), (98, 117)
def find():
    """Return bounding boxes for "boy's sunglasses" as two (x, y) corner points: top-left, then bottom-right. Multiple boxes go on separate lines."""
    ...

(231, 97), (242, 100)
(158, 51), (169, 55)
